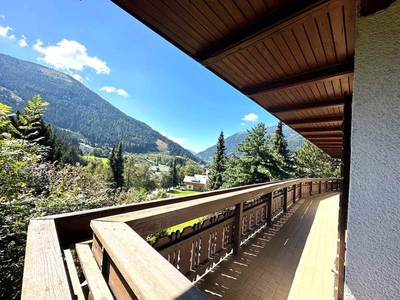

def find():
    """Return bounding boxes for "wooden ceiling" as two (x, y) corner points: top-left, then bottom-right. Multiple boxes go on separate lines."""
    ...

(112, 0), (357, 158)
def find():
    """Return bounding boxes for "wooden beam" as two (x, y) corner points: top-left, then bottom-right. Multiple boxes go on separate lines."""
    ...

(243, 61), (354, 95)
(302, 133), (342, 138)
(22, 220), (73, 300)
(268, 97), (344, 114)
(195, 0), (334, 65)
(75, 243), (114, 300)
(233, 202), (244, 255)
(308, 137), (342, 141)
(91, 221), (208, 300)
(286, 115), (343, 126)
(297, 126), (342, 133)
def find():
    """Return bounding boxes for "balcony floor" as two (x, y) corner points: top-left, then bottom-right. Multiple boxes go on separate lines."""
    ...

(195, 192), (339, 300)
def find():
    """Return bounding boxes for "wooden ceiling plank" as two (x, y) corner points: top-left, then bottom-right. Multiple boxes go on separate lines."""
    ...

(269, 97), (344, 113)
(272, 34), (302, 74)
(329, 4), (348, 62)
(281, 29), (310, 73)
(193, 1), (231, 36)
(230, 54), (260, 84)
(344, 1), (356, 58)
(134, 0), (203, 50)
(243, 60), (353, 95)
(247, 47), (277, 80)
(237, 50), (271, 82)
(302, 133), (342, 138)
(248, 0), (268, 17)
(115, 0), (196, 54)
(195, 0), (340, 65)
(233, 0), (258, 21)
(292, 24), (319, 69)
(179, 1), (224, 40)
(316, 12), (337, 65)
(167, 1), (219, 44)
(204, 0), (239, 32)
(156, 1), (211, 46)
(302, 17), (328, 67)
(265, 37), (295, 76)
(255, 42), (287, 77)
(220, 1), (247, 25)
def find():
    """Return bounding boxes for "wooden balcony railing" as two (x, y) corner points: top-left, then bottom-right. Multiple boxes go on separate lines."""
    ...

(21, 178), (339, 299)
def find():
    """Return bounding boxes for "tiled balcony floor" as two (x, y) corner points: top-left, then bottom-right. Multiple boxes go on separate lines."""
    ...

(195, 192), (340, 300)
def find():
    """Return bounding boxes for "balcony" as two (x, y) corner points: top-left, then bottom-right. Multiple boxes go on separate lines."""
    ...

(21, 178), (339, 299)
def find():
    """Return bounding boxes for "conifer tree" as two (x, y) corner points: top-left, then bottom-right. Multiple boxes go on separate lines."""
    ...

(115, 142), (124, 189)
(272, 121), (294, 178)
(223, 123), (285, 187)
(170, 159), (179, 187)
(207, 131), (227, 190)
(294, 140), (340, 178)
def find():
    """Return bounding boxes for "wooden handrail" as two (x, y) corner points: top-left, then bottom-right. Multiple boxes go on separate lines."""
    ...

(98, 178), (335, 236)
(91, 220), (207, 299)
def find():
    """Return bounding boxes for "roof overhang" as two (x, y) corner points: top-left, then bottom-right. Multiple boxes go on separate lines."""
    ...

(112, 0), (360, 158)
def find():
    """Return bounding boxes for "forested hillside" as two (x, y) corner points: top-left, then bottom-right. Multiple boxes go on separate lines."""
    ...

(197, 125), (304, 162)
(0, 53), (199, 161)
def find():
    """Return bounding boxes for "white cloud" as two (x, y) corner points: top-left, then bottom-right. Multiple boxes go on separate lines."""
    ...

(0, 15), (5, 20)
(72, 74), (83, 82)
(18, 35), (27, 47)
(0, 25), (15, 40)
(33, 39), (110, 74)
(240, 122), (246, 126)
(242, 113), (259, 122)
(160, 132), (185, 145)
(99, 86), (129, 97)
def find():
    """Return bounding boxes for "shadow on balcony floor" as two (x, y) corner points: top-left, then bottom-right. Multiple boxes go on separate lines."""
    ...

(195, 192), (339, 300)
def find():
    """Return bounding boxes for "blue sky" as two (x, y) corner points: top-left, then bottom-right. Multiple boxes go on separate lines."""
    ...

(0, 0), (277, 153)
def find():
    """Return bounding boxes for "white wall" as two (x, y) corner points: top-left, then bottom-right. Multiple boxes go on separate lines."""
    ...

(345, 1), (400, 299)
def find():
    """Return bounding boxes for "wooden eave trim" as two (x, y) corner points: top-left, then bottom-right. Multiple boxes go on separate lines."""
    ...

(243, 61), (354, 95)
(297, 126), (342, 133)
(285, 115), (343, 125)
(268, 97), (344, 114)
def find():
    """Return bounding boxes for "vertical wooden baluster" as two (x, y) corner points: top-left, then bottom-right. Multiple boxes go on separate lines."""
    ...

(233, 202), (243, 255)
(293, 184), (297, 204)
(283, 187), (288, 212)
(319, 180), (322, 194)
(267, 193), (272, 226)
(299, 182), (303, 199)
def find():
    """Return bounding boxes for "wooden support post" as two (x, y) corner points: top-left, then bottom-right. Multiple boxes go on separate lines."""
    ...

(299, 182), (303, 198)
(267, 193), (272, 226)
(319, 181), (322, 194)
(233, 202), (244, 256)
(336, 93), (352, 300)
(283, 187), (288, 212)
(310, 181), (313, 195)
(293, 184), (297, 204)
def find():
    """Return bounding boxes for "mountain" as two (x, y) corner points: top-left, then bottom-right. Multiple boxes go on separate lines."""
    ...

(197, 125), (304, 162)
(0, 53), (200, 161)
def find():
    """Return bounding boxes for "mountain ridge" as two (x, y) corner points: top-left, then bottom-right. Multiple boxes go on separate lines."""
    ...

(0, 53), (200, 161)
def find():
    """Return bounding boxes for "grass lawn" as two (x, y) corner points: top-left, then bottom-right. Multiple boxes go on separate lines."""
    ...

(167, 218), (202, 235)
(168, 189), (201, 196)
(83, 155), (108, 165)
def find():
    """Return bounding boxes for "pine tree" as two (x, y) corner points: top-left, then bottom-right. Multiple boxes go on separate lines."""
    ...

(272, 121), (294, 179)
(207, 131), (227, 190)
(223, 123), (285, 187)
(294, 140), (340, 178)
(115, 142), (124, 189)
(170, 159), (179, 187)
